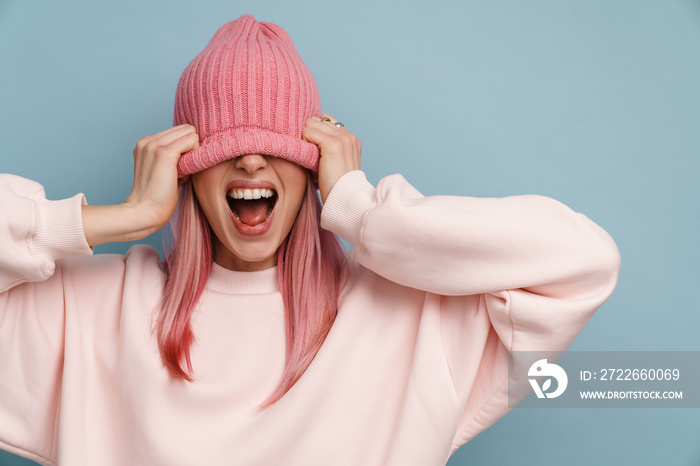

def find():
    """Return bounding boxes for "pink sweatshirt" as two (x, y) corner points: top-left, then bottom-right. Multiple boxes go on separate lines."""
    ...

(0, 170), (620, 466)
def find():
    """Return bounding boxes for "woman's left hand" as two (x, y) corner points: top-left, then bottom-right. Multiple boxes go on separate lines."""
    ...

(302, 113), (362, 203)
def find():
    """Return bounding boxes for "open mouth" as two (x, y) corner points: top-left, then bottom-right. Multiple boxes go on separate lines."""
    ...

(226, 188), (278, 227)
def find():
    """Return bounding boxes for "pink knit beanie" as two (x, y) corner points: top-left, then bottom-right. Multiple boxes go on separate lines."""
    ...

(174, 14), (321, 177)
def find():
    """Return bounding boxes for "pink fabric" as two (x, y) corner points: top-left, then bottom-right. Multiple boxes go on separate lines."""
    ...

(0, 172), (620, 465)
(174, 15), (321, 177)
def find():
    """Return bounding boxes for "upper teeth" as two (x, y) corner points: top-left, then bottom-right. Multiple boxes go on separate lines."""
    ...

(227, 188), (275, 200)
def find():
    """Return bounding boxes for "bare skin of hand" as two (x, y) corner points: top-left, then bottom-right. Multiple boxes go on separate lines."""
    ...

(302, 113), (362, 203)
(81, 125), (199, 246)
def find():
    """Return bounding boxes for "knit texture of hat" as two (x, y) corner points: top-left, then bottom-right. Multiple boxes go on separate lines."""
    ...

(174, 14), (321, 177)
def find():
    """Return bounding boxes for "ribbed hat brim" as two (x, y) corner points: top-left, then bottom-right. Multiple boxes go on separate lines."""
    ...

(177, 128), (320, 177)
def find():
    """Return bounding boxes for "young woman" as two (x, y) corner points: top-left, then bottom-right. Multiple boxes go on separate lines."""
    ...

(0, 14), (620, 466)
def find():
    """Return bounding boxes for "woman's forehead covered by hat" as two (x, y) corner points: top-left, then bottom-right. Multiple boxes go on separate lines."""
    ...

(175, 14), (321, 178)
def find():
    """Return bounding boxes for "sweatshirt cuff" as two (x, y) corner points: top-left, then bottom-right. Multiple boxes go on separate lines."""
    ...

(320, 170), (377, 247)
(33, 194), (93, 267)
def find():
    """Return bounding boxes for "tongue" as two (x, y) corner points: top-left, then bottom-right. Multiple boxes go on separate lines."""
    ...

(235, 199), (269, 226)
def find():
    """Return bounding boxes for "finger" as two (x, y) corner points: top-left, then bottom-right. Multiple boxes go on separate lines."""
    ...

(133, 128), (197, 181)
(133, 131), (198, 194)
(301, 126), (332, 145)
(135, 124), (196, 151)
(305, 118), (345, 139)
(307, 114), (341, 127)
(135, 127), (198, 174)
(151, 124), (198, 147)
(137, 131), (198, 182)
(153, 123), (195, 138)
(303, 124), (359, 152)
(137, 125), (197, 152)
(159, 131), (200, 161)
(320, 113), (337, 124)
(320, 113), (348, 132)
(305, 116), (329, 130)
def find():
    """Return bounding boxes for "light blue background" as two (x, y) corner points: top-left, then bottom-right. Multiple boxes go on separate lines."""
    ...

(1, 0), (699, 465)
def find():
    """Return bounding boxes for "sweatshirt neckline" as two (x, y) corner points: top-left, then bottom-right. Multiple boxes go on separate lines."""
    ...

(207, 263), (280, 294)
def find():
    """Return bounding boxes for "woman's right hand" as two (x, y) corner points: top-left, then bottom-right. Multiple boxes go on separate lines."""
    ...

(81, 125), (199, 246)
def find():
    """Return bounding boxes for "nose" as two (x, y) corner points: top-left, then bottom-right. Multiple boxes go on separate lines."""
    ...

(234, 153), (267, 174)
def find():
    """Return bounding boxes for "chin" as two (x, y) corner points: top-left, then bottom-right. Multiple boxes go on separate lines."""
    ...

(215, 239), (281, 271)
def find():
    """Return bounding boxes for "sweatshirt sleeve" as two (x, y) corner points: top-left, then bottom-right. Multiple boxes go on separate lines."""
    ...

(0, 174), (93, 464)
(321, 170), (621, 447)
(0, 174), (93, 292)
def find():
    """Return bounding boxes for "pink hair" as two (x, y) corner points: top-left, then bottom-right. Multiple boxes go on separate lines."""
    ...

(157, 172), (346, 407)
